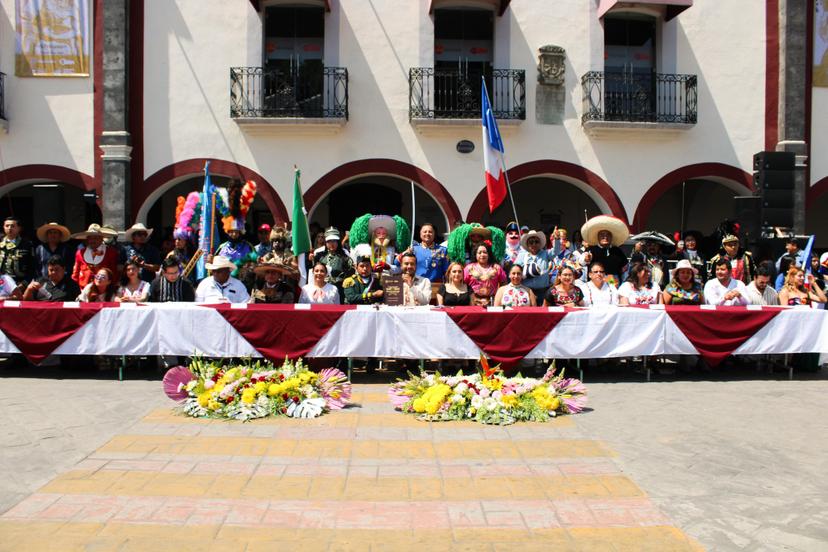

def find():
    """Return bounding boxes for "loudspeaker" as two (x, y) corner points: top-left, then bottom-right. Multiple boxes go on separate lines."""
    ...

(760, 208), (794, 228)
(760, 190), (794, 210)
(733, 196), (761, 243)
(753, 151), (795, 171)
(754, 170), (795, 190)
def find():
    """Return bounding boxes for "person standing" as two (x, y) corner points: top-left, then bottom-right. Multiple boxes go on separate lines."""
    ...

(409, 223), (448, 283)
(580, 216), (629, 286)
(515, 230), (553, 301)
(312, 227), (354, 292)
(34, 222), (74, 279)
(708, 234), (756, 284)
(0, 216), (34, 284)
(71, 224), (120, 288)
(121, 223), (162, 283)
(254, 223), (273, 258)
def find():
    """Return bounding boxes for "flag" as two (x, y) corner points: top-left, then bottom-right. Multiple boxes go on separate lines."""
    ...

(291, 168), (312, 256)
(196, 162), (217, 281)
(482, 79), (506, 213)
(802, 234), (815, 278)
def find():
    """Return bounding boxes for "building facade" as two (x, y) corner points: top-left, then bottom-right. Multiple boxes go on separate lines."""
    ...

(0, 0), (825, 247)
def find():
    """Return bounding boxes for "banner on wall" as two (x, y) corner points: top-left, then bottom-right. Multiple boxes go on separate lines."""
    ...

(816, 0), (828, 87)
(15, 0), (90, 77)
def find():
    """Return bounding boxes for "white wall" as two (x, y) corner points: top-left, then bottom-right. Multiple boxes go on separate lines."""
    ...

(811, 87), (828, 187)
(0, 0), (95, 179)
(142, 0), (767, 224)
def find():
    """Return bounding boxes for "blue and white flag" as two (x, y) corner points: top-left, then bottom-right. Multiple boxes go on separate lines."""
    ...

(196, 162), (217, 281)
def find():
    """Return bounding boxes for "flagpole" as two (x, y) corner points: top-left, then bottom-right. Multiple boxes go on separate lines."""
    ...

(498, 150), (520, 230)
(410, 181), (417, 249)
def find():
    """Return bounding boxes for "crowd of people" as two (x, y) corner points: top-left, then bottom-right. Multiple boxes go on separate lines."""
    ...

(0, 213), (826, 311)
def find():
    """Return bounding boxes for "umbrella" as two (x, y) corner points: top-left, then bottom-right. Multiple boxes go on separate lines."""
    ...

(630, 231), (675, 247)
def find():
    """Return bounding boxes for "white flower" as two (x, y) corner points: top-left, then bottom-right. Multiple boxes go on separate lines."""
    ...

(471, 395), (483, 408)
(478, 387), (490, 398)
(450, 394), (465, 405)
(454, 383), (468, 394)
(483, 397), (498, 410)
(492, 390), (502, 401)
(203, 380), (215, 390)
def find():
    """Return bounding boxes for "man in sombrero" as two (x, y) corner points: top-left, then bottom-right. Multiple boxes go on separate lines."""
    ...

(250, 258), (296, 303)
(34, 222), (74, 279)
(580, 215), (629, 286)
(70, 223), (120, 288)
(349, 214), (410, 274)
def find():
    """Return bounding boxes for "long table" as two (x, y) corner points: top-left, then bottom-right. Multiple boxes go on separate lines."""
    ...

(0, 303), (826, 366)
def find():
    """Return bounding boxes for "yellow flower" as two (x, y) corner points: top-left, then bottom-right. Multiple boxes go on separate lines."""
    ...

(531, 386), (559, 412)
(501, 394), (518, 409)
(253, 382), (266, 394)
(482, 377), (503, 391)
(412, 397), (427, 413)
(267, 383), (281, 397)
(207, 400), (221, 411)
(241, 388), (257, 404)
(197, 393), (210, 407)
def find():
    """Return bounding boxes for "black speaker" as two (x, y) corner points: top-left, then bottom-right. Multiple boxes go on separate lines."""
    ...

(760, 208), (794, 228)
(733, 196), (761, 244)
(753, 151), (795, 171)
(760, 190), (794, 209)
(754, 170), (795, 190)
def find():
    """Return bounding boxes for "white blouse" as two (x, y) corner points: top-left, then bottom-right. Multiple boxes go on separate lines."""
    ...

(298, 282), (340, 304)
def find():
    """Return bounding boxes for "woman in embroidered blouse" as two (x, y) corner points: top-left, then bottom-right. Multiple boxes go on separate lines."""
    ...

(662, 260), (703, 305)
(299, 263), (341, 304)
(464, 243), (506, 306)
(78, 268), (118, 302)
(437, 262), (472, 306)
(116, 260), (150, 303)
(494, 264), (536, 307)
(543, 265), (584, 307)
(618, 262), (662, 305)
(778, 266), (827, 306)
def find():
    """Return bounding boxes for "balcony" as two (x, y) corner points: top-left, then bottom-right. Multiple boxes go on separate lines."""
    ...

(230, 66), (348, 134)
(0, 72), (6, 133)
(581, 71), (697, 137)
(409, 68), (525, 135)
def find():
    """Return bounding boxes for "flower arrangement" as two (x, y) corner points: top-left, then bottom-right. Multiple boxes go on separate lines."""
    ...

(162, 356), (351, 421)
(388, 355), (587, 425)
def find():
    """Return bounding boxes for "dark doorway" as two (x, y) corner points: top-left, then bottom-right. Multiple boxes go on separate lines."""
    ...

(0, 184), (101, 242)
(326, 183), (403, 233)
(603, 14), (657, 120)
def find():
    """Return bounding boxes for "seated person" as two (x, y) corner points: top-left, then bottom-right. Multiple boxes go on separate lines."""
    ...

(195, 255), (250, 303)
(618, 263), (662, 305)
(78, 268), (118, 302)
(778, 266), (827, 306)
(494, 263), (536, 307)
(116, 260), (150, 303)
(543, 265), (584, 307)
(579, 262), (618, 306)
(400, 251), (431, 306)
(22, 255), (80, 302)
(744, 262), (779, 306)
(703, 258), (748, 306)
(662, 260), (703, 305)
(0, 271), (21, 300)
(299, 263), (341, 304)
(149, 256), (195, 302)
(251, 260), (296, 304)
(342, 255), (384, 305)
(437, 262), (472, 306)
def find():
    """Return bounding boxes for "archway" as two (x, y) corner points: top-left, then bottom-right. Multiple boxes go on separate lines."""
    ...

(305, 159), (463, 241)
(465, 160), (628, 231)
(0, 165), (100, 239)
(807, 177), (828, 249)
(136, 159), (289, 225)
(632, 163), (754, 233)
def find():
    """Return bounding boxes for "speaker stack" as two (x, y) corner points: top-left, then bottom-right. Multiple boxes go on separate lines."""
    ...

(753, 151), (795, 229)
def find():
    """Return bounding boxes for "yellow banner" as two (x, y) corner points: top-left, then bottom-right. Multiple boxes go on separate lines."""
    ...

(15, 0), (90, 77)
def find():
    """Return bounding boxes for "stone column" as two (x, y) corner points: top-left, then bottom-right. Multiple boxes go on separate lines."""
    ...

(775, 0), (809, 234)
(100, 0), (132, 231)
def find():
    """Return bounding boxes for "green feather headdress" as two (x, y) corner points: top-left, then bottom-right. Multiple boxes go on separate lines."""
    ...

(447, 223), (505, 263)
(348, 213), (411, 248)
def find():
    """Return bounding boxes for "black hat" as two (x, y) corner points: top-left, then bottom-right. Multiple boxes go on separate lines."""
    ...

(355, 255), (371, 265)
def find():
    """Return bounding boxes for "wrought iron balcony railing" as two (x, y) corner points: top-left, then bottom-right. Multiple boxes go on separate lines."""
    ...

(0, 72), (6, 121)
(230, 66), (348, 119)
(409, 68), (525, 120)
(581, 71), (697, 125)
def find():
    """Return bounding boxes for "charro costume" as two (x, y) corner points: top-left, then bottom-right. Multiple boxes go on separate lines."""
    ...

(0, 234), (33, 283)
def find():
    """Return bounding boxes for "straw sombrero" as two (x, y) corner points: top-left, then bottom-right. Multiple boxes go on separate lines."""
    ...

(253, 258), (295, 277)
(70, 223), (119, 240)
(204, 255), (237, 271)
(124, 223), (154, 241)
(580, 216), (629, 247)
(519, 230), (547, 250)
(36, 222), (71, 243)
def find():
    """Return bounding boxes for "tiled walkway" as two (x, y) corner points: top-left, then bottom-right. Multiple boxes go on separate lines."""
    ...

(0, 385), (702, 551)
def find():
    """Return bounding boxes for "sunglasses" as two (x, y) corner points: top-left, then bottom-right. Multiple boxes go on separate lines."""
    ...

(591, 270), (605, 274)
(94, 274), (109, 282)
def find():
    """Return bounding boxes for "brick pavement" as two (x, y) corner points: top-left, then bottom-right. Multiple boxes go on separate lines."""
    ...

(0, 385), (702, 551)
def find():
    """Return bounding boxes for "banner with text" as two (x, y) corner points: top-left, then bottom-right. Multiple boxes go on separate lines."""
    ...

(15, 0), (90, 77)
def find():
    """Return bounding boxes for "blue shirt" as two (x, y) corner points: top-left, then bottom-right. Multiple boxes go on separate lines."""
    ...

(515, 248), (554, 289)
(412, 242), (449, 282)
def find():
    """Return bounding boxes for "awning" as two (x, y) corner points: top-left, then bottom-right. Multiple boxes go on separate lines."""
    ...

(250, 0), (331, 12)
(429, 0), (511, 16)
(598, 0), (692, 22)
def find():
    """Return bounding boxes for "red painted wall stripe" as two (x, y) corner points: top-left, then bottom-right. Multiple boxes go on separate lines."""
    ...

(765, 0), (779, 151)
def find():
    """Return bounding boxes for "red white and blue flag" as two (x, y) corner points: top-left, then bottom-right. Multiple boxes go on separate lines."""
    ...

(482, 80), (506, 213)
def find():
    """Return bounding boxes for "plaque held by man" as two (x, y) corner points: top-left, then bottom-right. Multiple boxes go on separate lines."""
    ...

(381, 273), (404, 306)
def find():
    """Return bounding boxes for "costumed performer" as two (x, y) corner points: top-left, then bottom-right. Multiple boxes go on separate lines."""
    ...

(342, 254), (384, 304)
(447, 222), (505, 266)
(708, 234), (756, 284)
(251, 258), (296, 303)
(502, 221), (521, 268)
(213, 180), (258, 277)
(348, 213), (409, 275)
(312, 226), (354, 292)
(579, 215), (629, 286)
(70, 224), (120, 288)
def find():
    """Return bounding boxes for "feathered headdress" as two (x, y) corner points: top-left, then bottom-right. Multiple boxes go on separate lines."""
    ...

(173, 192), (202, 241)
(447, 223), (505, 263)
(222, 180), (257, 233)
(348, 213), (411, 249)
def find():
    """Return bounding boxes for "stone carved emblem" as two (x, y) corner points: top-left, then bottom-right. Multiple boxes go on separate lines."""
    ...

(537, 45), (566, 86)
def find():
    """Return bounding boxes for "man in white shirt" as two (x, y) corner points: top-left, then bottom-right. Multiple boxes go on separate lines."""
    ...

(195, 255), (250, 303)
(704, 258), (749, 306)
(400, 251), (431, 306)
(745, 263), (780, 306)
(578, 261), (618, 306)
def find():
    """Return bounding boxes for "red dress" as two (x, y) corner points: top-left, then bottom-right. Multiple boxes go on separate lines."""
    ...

(72, 245), (119, 288)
